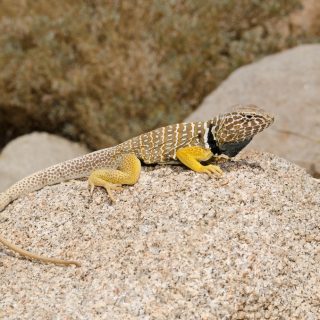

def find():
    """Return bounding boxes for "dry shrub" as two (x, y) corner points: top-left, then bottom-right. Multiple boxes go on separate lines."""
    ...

(0, 0), (315, 149)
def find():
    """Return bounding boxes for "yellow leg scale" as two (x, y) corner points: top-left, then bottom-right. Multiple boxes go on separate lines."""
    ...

(176, 146), (223, 175)
(88, 153), (141, 202)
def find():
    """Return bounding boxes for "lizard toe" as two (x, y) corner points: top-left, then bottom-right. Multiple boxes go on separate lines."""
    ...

(205, 164), (223, 176)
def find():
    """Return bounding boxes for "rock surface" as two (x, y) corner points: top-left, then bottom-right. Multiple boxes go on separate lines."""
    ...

(186, 44), (320, 177)
(1, 152), (319, 319)
(0, 132), (89, 192)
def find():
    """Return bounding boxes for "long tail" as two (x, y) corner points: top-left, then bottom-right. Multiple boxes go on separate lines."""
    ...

(0, 147), (118, 211)
(0, 146), (119, 266)
(0, 235), (80, 266)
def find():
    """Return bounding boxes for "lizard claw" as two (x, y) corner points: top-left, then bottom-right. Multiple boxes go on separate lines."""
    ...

(203, 164), (223, 176)
(88, 182), (95, 196)
(105, 188), (116, 202)
(102, 183), (123, 203)
(88, 179), (123, 202)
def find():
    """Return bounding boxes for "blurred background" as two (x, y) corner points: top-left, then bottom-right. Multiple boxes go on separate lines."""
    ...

(0, 0), (319, 189)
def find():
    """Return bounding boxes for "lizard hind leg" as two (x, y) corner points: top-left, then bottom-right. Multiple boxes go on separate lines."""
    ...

(88, 153), (141, 202)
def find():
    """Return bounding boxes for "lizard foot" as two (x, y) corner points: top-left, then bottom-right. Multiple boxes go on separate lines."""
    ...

(202, 164), (223, 176)
(88, 180), (123, 202)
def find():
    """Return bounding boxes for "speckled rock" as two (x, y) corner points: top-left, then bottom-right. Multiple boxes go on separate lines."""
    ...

(0, 152), (319, 319)
(186, 44), (320, 178)
(0, 132), (89, 192)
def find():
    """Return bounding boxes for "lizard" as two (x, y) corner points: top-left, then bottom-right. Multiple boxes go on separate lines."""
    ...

(0, 104), (274, 267)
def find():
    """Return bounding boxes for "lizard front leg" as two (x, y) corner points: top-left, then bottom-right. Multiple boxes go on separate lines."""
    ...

(88, 153), (141, 202)
(176, 146), (223, 175)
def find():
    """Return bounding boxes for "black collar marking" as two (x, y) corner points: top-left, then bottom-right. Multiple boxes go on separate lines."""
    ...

(207, 124), (222, 155)
(207, 125), (253, 157)
(219, 138), (252, 158)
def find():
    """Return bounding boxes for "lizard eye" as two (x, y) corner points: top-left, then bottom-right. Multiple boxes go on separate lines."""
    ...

(246, 115), (253, 119)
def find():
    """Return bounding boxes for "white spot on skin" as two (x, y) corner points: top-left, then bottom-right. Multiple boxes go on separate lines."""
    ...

(175, 124), (179, 147)
(191, 122), (195, 137)
(204, 122), (209, 149)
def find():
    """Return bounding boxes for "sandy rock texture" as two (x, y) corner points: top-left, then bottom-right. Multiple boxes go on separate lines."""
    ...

(186, 44), (320, 178)
(0, 132), (89, 192)
(0, 152), (319, 319)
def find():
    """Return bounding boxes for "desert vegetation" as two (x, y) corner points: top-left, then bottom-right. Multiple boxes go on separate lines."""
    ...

(0, 0), (318, 149)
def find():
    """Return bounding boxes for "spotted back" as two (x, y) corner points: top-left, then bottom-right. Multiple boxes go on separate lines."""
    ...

(119, 104), (273, 163)
(119, 121), (209, 164)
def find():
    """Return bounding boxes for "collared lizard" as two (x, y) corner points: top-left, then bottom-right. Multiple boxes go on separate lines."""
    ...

(0, 104), (274, 266)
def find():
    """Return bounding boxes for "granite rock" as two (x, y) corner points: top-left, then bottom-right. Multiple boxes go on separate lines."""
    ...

(1, 151), (319, 319)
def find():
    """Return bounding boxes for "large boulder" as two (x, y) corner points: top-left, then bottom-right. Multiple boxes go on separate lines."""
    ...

(186, 44), (320, 177)
(0, 132), (89, 192)
(1, 152), (319, 318)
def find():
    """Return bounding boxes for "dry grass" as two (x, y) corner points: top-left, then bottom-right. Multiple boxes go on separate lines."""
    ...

(0, 0), (316, 149)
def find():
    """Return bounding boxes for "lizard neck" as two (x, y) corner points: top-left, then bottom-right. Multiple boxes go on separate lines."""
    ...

(206, 123), (222, 155)
(204, 115), (254, 158)
(202, 118), (221, 155)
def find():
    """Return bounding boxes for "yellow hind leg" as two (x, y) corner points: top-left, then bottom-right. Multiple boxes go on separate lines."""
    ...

(88, 154), (141, 202)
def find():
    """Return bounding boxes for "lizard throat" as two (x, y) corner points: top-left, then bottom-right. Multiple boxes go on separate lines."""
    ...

(206, 124), (253, 158)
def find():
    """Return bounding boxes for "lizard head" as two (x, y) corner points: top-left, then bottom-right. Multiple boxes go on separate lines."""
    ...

(207, 104), (274, 158)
